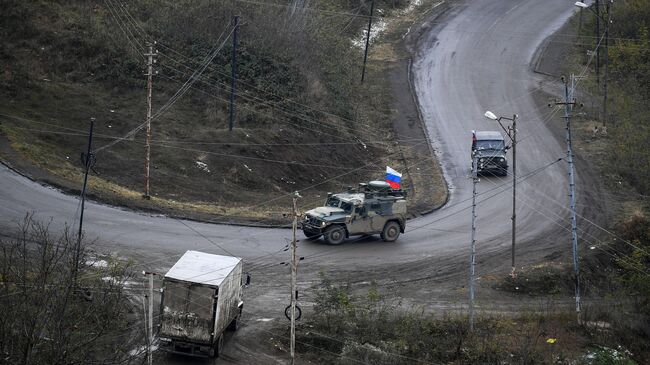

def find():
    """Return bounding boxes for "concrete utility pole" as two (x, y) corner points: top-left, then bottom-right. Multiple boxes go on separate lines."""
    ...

(603, 0), (611, 125)
(360, 0), (375, 83)
(143, 271), (155, 365)
(595, 0), (600, 82)
(553, 75), (581, 321)
(229, 16), (239, 132)
(144, 43), (156, 199)
(510, 118), (517, 277)
(142, 298), (148, 363)
(290, 192), (301, 365)
(74, 117), (95, 285)
(484, 111), (517, 277)
(469, 156), (478, 332)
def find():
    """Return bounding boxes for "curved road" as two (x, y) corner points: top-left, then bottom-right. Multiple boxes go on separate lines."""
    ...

(1, 1), (580, 297)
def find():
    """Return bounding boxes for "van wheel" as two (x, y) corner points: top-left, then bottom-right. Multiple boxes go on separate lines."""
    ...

(228, 313), (240, 331)
(323, 225), (346, 245)
(381, 221), (401, 242)
(214, 334), (224, 357)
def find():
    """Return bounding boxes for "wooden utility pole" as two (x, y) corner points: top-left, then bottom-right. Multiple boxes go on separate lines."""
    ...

(144, 43), (156, 198)
(230, 16), (239, 132)
(469, 156), (478, 332)
(290, 192), (300, 365)
(360, 0), (375, 83)
(74, 117), (95, 285)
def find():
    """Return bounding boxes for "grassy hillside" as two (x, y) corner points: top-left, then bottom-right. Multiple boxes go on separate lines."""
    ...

(0, 0), (436, 221)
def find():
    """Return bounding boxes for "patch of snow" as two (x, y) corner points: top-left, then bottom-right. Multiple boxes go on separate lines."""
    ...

(351, 19), (388, 49)
(128, 344), (158, 357)
(101, 276), (121, 284)
(195, 161), (210, 172)
(243, 164), (253, 172)
(86, 259), (109, 268)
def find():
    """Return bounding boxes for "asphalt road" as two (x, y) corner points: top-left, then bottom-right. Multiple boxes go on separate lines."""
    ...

(0, 0), (579, 271)
(0, 0), (586, 362)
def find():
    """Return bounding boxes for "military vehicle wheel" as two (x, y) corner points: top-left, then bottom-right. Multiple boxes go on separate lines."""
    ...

(381, 221), (401, 242)
(303, 229), (321, 240)
(323, 225), (346, 245)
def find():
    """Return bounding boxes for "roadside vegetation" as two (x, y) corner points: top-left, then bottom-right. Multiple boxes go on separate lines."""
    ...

(0, 215), (141, 364)
(0, 0), (445, 222)
(288, 276), (641, 364)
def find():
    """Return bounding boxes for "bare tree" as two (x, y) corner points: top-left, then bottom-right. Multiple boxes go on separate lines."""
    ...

(0, 214), (142, 365)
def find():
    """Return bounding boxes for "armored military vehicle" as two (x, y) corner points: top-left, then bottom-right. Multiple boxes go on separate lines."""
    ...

(301, 181), (407, 245)
(471, 130), (509, 176)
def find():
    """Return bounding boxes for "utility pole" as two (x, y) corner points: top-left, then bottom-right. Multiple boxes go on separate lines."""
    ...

(483, 111), (517, 277)
(142, 298), (148, 362)
(290, 192), (300, 365)
(360, 0), (375, 83)
(144, 43), (156, 199)
(74, 117), (95, 285)
(468, 156), (478, 332)
(509, 116), (517, 278)
(229, 16), (239, 132)
(143, 271), (154, 365)
(603, 0), (610, 125)
(553, 75), (581, 321)
(595, 0), (600, 83)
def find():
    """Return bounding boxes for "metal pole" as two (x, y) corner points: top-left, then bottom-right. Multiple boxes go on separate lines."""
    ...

(74, 117), (95, 284)
(144, 43), (155, 198)
(142, 297), (148, 363)
(595, 0), (600, 83)
(148, 273), (153, 365)
(510, 115), (517, 278)
(229, 16), (239, 132)
(469, 155), (478, 331)
(290, 194), (299, 364)
(565, 75), (581, 320)
(603, 1), (610, 125)
(360, 0), (374, 83)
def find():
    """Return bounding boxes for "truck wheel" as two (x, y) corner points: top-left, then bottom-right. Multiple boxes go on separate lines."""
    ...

(323, 225), (346, 245)
(228, 313), (240, 331)
(381, 221), (401, 242)
(214, 334), (224, 358)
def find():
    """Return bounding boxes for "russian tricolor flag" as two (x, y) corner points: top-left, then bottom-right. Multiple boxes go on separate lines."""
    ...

(385, 166), (402, 189)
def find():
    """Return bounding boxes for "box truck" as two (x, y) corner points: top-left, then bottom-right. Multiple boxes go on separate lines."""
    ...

(158, 250), (248, 357)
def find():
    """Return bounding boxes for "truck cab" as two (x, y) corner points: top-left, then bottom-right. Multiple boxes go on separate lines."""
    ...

(471, 130), (509, 176)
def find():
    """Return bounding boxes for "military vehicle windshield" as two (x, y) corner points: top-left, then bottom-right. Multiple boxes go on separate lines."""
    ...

(326, 197), (339, 208)
(476, 140), (505, 151)
(325, 197), (353, 213)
